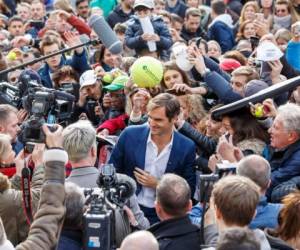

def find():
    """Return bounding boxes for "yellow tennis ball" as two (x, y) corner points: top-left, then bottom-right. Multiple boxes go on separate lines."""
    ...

(7, 52), (17, 61)
(102, 73), (114, 84)
(130, 56), (163, 88)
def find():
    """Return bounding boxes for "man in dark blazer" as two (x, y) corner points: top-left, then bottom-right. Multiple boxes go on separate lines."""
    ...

(110, 93), (196, 224)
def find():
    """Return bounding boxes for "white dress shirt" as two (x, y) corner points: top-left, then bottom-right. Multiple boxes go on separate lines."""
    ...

(137, 132), (174, 208)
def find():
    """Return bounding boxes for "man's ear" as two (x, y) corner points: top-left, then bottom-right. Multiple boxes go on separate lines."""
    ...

(91, 145), (96, 157)
(288, 131), (299, 143)
(0, 124), (5, 133)
(186, 199), (193, 212)
(155, 200), (162, 219)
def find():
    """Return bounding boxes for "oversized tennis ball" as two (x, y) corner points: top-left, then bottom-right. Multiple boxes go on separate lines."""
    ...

(7, 51), (17, 61)
(254, 105), (264, 118)
(102, 73), (114, 84)
(130, 57), (163, 88)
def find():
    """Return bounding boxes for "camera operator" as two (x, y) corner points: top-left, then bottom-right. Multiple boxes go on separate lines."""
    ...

(0, 104), (22, 154)
(62, 120), (149, 228)
(52, 65), (80, 101)
(72, 69), (104, 125)
(0, 134), (45, 245)
(0, 124), (69, 250)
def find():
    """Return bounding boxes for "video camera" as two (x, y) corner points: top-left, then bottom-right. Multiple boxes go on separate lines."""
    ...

(18, 84), (75, 144)
(83, 164), (134, 250)
(0, 82), (21, 108)
(199, 162), (236, 203)
(0, 73), (76, 144)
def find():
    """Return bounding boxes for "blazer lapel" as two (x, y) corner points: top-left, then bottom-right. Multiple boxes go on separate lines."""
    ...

(165, 131), (180, 173)
(133, 125), (150, 170)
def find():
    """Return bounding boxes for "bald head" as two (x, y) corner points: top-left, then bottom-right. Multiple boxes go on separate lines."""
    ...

(237, 155), (271, 191)
(120, 231), (159, 250)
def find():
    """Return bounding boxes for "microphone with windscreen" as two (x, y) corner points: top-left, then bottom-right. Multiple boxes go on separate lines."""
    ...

(88, 14), (123, 55)
(116, 173), (137, 202)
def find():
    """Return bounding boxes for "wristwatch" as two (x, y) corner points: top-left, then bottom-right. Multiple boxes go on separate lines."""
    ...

(200, 68), (211, 78)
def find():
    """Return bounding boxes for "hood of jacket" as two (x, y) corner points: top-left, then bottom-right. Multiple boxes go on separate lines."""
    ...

(209, 14), (233, 29)
(264, 229), (294, 250)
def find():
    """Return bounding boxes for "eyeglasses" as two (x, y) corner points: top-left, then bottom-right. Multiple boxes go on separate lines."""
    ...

(276, 9), (287, 13)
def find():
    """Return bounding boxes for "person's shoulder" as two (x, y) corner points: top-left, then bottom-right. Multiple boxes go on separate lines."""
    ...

(127, 15), (139, 25)
(174, 131), (195, 148)
(124, 124), (149, 133)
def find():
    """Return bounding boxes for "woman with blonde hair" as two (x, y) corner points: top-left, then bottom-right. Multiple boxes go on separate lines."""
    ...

(239, 1), (260, 24)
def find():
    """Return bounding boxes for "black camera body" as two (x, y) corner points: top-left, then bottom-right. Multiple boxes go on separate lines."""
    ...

(86, 97), (98, 122)
(83, 164), (132, 250)
(0, 82), (20, 108)
(18, 80), (75, 144)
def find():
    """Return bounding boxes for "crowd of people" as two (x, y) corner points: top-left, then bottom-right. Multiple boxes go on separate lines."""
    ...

(0, 0), (299, 249)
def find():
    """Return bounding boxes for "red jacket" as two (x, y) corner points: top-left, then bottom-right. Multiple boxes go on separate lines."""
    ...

(97, 114), (129, 135)
(38, 15), (92, 38)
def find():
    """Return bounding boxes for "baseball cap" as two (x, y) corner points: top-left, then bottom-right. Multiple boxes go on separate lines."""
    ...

(133, 0), (155, 9)
(256, 41), (283, 62)
(79, 70), (97, 89)
(172, 44), (194, 72)
(103, 75), (129, 92)
(244, 79), (269, 97)
(220, 58), (241, 72)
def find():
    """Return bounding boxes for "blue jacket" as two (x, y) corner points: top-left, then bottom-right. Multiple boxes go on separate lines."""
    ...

(208, 20), (235, 53)
(265, 139), (300, 199)
(38, 50), (90, 89)
(190, 196), (282, 229)
(286, 40), (300, 71)
(125, 15), (172, 54)
(109, 124), (196, 195)
(249, 196), (282, 230)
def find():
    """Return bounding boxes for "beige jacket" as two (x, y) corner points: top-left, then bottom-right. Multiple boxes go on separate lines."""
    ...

(0, 165), (44, 246)
(16, 149), (68, 250)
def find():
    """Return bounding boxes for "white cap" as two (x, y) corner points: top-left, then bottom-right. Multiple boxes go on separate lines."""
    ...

(172, 44), (194, 72)
(133, 0), (155, 9)
(79, 70), (97, 89)
(256, 41), (283, 62)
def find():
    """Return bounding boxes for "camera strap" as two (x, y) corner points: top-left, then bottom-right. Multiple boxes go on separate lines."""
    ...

(21, 167), (33, 225)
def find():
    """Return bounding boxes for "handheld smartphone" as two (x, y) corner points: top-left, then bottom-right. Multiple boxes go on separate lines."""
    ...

(29, 20), (44, 30)
(250, 36), (259, 50)
(24, 142), (35, 154)
(255, 13), (264, 22)
(165, 88), (186, 96)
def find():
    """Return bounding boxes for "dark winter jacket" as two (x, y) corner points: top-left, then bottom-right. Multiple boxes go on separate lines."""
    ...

(207, 14), (235, 53)
(125, 15), (172, 54)
(181, 25), (207, 43)
(38, 50), (90, 89)
(265, 139), (300, 200)
(165, 0), (188, 19)
(271, 175), (300, 203)
(265, 229), (295, 250)
(107, 4), (134, 28)
(148, 215), (201, 250)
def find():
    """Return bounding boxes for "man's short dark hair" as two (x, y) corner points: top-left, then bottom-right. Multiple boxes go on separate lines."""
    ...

(185, 7), (202, 19)
(8, 16), (24, 26)
(147, 93), (180, 121)
(217, 228), (260, 250)
(156, 174), (191, 217)
(211, 0), (226, 15)
(76, 0), (88, 7)
(0, 105), (17, 124)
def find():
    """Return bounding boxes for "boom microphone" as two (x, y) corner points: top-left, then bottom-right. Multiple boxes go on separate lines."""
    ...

(88, 14), (123, 54)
